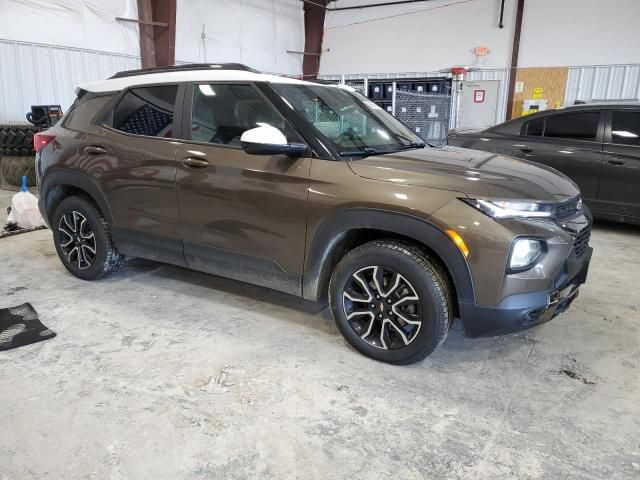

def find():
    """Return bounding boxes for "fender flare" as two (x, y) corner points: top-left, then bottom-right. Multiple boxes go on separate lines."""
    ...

(39, 168), (113, 225)
(303, 208), (475, 305)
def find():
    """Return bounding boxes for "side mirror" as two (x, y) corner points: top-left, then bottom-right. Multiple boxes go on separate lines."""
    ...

(240, 125), (307, 157)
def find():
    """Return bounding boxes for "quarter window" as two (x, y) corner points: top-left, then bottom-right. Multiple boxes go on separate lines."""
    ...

(523, 117), (544, 136)
(63, 95), (114, 132)
(611, 111), (640, 146)
(112, 85), (178, 138)
(189, 84), (292, 146)
(544, 112), (599, 141)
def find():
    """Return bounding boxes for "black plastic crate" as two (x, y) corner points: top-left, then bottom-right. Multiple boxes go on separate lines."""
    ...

(383, 83), (394, 99)
(413, 82), (427, 93)
(369, 83), (384, 99)
(426, 80), (451, 94)
(397, 82), (412, 92)
(425, 81), (441, 94)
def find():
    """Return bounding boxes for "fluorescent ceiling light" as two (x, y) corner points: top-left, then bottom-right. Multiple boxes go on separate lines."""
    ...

(198, 84), (216, 96)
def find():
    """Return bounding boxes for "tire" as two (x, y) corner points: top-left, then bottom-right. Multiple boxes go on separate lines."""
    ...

(51, 196), (124, 280)
(1, 156), (36, 186)
(0, 125), (36, 155)
(329, 240), (452, 365)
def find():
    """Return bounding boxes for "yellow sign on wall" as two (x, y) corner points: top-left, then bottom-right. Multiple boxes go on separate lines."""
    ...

(533, 87), (544, 99)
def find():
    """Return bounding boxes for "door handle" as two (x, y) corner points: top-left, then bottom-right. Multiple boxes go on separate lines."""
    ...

(519, 146), (533, 154)
(182, 157), (210, 169)
(84, 145), (106, 155)
(607, 159), (626, 166)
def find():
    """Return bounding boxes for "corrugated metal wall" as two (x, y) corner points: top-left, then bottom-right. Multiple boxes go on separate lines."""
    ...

(565, 64), (640, 104)
(0, 39), (140, 124)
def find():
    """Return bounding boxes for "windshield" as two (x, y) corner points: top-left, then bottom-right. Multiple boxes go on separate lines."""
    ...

(272, 83), (425, 156)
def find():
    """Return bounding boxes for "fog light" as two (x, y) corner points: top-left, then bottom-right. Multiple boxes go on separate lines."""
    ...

(508, 238), (544, 272)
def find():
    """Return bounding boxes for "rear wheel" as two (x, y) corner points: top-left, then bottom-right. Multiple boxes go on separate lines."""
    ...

(329, 240), (452, 365)
(51, 196), (124, 280)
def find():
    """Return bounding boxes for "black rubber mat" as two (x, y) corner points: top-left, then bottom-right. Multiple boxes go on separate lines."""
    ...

(0, 303), (55, 351)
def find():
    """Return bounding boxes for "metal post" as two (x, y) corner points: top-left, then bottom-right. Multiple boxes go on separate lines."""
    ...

(392, 81), (397, 116)
(506, 0), (525, 119)
(452, 79), (462, 130)
(363, 76), (368, 97)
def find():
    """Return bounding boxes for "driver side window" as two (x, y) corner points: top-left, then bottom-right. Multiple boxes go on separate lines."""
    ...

(190, 84), (293, 147)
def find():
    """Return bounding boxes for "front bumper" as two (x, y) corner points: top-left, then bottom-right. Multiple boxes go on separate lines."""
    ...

(460, 246), (592, 338)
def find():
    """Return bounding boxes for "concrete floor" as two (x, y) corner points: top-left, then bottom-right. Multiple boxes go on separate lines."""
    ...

(0, 188), (12, 218)
(1, 189), (639, 479)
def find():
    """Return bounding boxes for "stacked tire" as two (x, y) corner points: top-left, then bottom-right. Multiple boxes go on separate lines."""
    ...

(0, 125), (37, 187)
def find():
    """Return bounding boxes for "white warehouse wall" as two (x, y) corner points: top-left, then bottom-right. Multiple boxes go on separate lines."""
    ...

(0, 0), (141, 122)
(0, 0), (139, 55)
(518, 0), (640, 68)
(321, 0), (517, 74)
(320, 0), (640, 75)
(175, 0), (304, 75)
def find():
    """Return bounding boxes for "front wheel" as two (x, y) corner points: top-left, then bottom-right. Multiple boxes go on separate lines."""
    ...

(329, 240), (452, 365)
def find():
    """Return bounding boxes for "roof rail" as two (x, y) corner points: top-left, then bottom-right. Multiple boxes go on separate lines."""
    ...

(109, 63), (260, 79)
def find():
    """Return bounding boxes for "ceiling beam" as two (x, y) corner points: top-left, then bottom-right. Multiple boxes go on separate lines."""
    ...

(303, 0), (329, 78)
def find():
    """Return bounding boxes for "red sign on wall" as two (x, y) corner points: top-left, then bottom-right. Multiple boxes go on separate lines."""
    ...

(473, 90), (485, 103)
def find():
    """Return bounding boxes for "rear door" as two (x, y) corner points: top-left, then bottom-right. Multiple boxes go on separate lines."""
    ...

(598, 109), (640, 218)
(512, 110), (604, 205)
(82, 84), (185, 264)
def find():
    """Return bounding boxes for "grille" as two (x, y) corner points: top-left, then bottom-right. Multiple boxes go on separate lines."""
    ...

(555, 197), (581, 219)
(573, 225), (591, 257)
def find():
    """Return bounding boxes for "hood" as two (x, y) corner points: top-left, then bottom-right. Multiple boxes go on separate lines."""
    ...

(348, 146), (579, 202)
(448, 127), (485, 136)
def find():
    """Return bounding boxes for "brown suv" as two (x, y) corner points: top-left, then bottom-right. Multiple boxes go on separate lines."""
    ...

(35, 64), (592, 364)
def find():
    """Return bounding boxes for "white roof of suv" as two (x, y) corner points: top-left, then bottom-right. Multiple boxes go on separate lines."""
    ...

(79, 64), (316, 93)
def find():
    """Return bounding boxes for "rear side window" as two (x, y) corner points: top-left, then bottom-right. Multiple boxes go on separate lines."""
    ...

(522, 117), (544, 136)
(544, 112), (599, 141)
(611, 111), (640, 146)
(112, 85), (178, 138)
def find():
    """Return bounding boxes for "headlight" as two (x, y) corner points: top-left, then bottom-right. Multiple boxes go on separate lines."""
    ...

(508, 238), (545, 272)
(461, 198), (554, 219)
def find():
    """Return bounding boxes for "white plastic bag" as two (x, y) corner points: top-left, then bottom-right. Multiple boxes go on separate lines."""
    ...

(6, 177), (45, 229)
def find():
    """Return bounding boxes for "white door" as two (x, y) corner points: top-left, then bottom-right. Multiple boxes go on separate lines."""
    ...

(459, 80), (500, 129)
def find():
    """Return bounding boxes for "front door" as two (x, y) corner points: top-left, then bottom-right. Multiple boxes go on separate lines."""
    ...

(174, 82), (311, 295)
(598, 110), (640, 218)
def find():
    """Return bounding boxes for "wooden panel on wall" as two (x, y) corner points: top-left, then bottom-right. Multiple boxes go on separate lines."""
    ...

(511, 67), (569, 118)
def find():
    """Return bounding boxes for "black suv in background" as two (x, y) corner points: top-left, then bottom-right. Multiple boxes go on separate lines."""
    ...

(448, 104), (640, 225)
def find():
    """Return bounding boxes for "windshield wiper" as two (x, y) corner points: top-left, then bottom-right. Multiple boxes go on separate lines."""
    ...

(392, 132), (427, 149)
(398, 142), (426, 150)
(338, 147), (379, 158)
